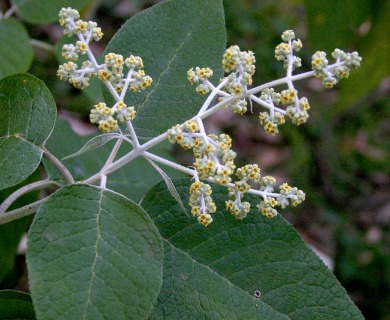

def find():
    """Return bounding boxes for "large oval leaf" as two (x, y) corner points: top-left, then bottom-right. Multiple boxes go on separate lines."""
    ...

(0, 19), (33, 79)
(10, 0), (90, 24)
(104, 0), (226, 139)
(141, 179), (363, 319)
(0, 74), (56, 191)
(27, 184), (163, 319)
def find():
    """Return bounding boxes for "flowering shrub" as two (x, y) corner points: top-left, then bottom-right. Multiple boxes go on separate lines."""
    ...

(0, 1), (365, 319)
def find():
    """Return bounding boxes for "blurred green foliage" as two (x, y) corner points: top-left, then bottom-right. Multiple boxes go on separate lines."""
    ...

(0, 0), (389, 318)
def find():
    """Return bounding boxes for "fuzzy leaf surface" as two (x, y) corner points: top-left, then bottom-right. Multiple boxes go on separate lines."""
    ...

(0, 19), (33, 79)
(104, 0), (226, 139)
(0, 74), (56, 191)
(141, 179), (364, 319)
(27, 184), (163, 319)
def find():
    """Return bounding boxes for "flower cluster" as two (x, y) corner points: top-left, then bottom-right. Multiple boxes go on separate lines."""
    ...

(187, 67), (214, 95)
(101, 53), (153, 93)
(256, 179), (305, 218)
(167, 121), (237, 185)
(312, 49), (362, 88)
(56, 8), (153, 132)
(220, 46), (256, 115)
(225, 164), (261, 219)
(222, 45), (256, 94)
(274, 30), (303, 70)
(167, 116), (306, 226)
(189, 181), (216, 227)
(89, 101), (136, 133)
(59, 7), (103, 40)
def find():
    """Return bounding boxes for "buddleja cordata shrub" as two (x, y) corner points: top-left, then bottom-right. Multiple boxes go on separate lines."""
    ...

(0, 0), (364, 319)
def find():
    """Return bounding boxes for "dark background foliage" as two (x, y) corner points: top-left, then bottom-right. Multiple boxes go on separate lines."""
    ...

(0, 0), (389, 318)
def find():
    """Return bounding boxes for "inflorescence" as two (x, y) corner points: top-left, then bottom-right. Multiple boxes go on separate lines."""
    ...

(56, 8), (361, 227)
(57, 7), (152, 132)
(168, 30), (361, 226)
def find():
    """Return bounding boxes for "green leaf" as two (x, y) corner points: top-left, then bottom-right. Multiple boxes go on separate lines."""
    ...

(44, 119), (183, 202)
(62, 133), (121, 160)
(104, 0), (226, 139)
(0, 290), (36, 319)
(0, 74), (57, 191)
(0, 19), (33, 80)
(27, 184), (163, 319)
(10, 0), (90, 24)
(141, 179), (363, 319)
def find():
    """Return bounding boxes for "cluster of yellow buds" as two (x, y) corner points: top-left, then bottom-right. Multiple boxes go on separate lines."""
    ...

(189, 181), (216, 227)
(274, 30), (303, 70)
(100, 53), (153, 93)
(167, 121), (237, 186)
(89, 101), (136, 133)
(56, 8), (153, 132)
(256, 178), (305, 218)
(312, 49), (362, 88)
(225, 164), (261, 219)
(59, 7), (103, 40)
(187, 67), (214, 95)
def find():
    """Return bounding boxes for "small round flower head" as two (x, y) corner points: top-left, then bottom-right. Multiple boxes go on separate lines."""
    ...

(187, 67), (213, 94)
(98, 69), (112, 82)
(226, 199), (251, 219)
(62, 44), (78, 61)
(260, 88), (281, 105)
(125, 55), (144, 69)
(89, 102), (119, 132)
(224, 98), (248, 115)
(57, 61), (78, 80)
(280, 88), (297, 105)
(115, 101), (137, 122)
(196, 83), (210, 95)
(59, 7), (80, 35)
(257, 200), (278, 218)
(275, 43), (291, 61)
(166, 120), (200, 150)
(198, 213), (213, 227)
(75, 41), (88, 55)
(236, 164), (261, 182)
(322, 75), (338, 88)
(344, 52), (362, 68)
(105, 53), (124, 75)
(221, 46), (255, 96)
(311, 51), (329, 77)
(259, 176), (276, 191)
(281, 30), (295, 42)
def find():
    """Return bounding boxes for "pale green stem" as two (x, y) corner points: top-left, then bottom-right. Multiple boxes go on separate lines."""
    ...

(0, 180), (59, 215)
(30, 39), (54, 52)
(43, 147), (74, 184)
(100, 137), (123, 188)
(4, 5), (17, 18)
(143, 151), (197, 176)
(197, 78), (228, 115)
(0, 199), (46, 225)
